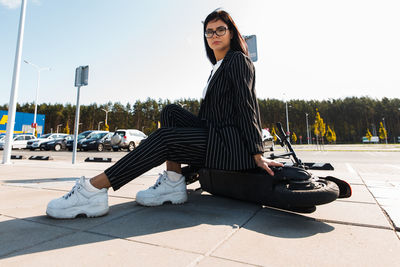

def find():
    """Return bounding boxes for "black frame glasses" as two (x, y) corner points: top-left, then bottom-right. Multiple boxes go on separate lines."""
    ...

(204, 26), (228, 38)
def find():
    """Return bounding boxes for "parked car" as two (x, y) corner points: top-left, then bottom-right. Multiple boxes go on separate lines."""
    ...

(79, 131), (113, 151)
(66, 130), (94, 151)
(27, 133), (69, 150)
(41, 135), (74, 151)
(262, 128), (274, 152)
(0, 134), (36, 150)
(111, 129), (147, 151)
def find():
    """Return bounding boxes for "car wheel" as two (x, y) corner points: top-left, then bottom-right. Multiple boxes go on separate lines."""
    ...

(54, 144), (61, 151)
(97, 144), (104, 152)
(128, 142), (135, 151)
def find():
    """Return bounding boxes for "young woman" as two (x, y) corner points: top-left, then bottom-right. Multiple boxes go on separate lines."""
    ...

(46, 9), (283, 219)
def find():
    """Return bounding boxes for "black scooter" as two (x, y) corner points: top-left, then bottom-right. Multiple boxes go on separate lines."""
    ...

(183, 122), (352, 213)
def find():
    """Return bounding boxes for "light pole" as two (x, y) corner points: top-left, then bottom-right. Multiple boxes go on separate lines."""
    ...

(24, 60), (50, 136)
(98, 121), (103, 131)
(2, 0), (27, 165)
(101, 108), (109, 126)
(283, 93), (289, 134)
(56, 124), (63, 133)
(305, 113), (310, 145)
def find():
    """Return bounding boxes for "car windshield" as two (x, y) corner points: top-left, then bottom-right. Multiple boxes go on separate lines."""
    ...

(40, 134), (51, 138)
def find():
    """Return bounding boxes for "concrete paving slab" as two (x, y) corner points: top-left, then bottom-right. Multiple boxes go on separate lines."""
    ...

(0, 184), (144, 231)
(90, 193), (260, 254)
(335, 183), (376, 204)
(0, 215), (75, 258)
(1, 231), (200, 266)
(212, 209), (400, 267)
(305, 200), (392, 228)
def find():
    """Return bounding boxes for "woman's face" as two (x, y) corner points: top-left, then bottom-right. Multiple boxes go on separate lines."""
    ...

(205, 19), (232, 54)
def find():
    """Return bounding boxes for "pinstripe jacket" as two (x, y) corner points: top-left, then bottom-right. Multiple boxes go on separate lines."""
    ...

(198, 50), (264, 170)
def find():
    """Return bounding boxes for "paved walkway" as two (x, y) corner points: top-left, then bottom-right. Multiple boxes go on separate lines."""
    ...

(0, 151), (399, 266)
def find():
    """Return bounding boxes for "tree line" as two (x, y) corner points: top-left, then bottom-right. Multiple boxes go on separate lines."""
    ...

(1, 96), (399, 143)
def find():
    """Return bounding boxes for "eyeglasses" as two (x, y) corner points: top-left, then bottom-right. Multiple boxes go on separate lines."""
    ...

(204, 26), (228, 38)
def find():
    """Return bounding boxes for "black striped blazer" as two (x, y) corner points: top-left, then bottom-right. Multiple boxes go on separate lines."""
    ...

(198, 49), (264, 170)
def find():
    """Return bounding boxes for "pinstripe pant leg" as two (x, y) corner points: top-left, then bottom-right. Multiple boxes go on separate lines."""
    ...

(104, 105), (207, 191)
(161, 104), (205, 128)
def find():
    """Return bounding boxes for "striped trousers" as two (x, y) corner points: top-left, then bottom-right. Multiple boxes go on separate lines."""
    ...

(104, 104), (208, 191)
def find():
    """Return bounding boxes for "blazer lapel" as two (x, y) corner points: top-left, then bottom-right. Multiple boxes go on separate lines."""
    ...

(203, 50), (234, 101)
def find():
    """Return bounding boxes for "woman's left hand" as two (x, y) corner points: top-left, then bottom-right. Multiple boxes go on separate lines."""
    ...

(253, 154), (284, 176)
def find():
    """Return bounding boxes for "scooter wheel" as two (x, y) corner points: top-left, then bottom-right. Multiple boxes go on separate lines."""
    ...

(274, 179), (339, 207)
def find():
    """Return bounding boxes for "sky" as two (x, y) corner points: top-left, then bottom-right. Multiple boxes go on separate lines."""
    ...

(1, 0), (399, 106)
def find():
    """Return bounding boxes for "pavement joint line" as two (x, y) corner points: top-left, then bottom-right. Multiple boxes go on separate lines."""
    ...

(335, 199), (377, 205)
(315, 218), (393, 231)
(353, 167), (399, 233)
(187, 206), (264, 267)
(83, 228), (205, 257)
(208, 255), (264, 267)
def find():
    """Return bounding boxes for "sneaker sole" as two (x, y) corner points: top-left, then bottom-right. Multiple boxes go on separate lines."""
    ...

(136, 192), (187, 207)
(46, 204), (109, 219)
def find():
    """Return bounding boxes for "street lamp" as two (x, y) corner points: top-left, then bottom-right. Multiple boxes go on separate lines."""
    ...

(56, 124), (63, 133)
(283, 93), (290, 134)
(24, 60), (50, 136)
(305, 113), (310, 145)
(101, 108), (109, 126)
(98, 121), (103, 131)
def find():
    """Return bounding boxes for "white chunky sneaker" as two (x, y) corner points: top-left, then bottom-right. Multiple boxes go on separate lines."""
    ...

(46, 177), (109, 219)
(136, 171), (187, 206)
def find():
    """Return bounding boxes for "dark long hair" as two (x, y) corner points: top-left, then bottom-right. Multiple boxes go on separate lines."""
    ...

(203, 9), (248, 64)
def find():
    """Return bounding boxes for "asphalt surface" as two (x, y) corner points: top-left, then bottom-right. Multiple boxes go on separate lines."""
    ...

(0, 144), (399, 266)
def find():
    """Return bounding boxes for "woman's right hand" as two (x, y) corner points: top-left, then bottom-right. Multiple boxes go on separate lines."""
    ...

(253, 154), (284, 176)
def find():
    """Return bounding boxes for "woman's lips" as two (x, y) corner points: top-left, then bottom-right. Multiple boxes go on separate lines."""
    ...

(212, 41), (221, 45)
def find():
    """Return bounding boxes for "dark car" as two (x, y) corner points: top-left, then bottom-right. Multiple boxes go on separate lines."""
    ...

(80, 132), (113, 151)
(41, 135), (73, 151)
(66, 130), (94, 151)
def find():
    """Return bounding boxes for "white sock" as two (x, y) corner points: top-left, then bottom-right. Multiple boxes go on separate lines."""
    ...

(85, 177), (100, 192)
(166, 171), (183, 182)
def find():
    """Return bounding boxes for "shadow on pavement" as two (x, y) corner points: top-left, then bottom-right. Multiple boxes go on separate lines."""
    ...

(0, 190), (334, 259)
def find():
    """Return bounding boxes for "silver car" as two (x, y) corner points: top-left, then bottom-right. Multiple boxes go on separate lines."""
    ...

(111, 129), (147, 151)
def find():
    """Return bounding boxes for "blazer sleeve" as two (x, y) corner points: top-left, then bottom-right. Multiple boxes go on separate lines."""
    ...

(228, 52), (264, 155)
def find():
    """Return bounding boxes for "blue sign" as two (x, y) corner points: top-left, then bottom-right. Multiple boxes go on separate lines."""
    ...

(0, 110), (45, 136)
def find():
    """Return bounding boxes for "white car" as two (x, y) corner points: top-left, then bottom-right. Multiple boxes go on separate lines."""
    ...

(0, 134), (36, 150)
(27, 133), (69, 150)
(262, 128), (274, 152)
(111, 129), (147, 151)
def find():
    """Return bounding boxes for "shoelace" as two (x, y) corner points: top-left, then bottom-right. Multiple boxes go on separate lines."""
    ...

(63, 178), (83, 199)
(152, 172), (167, 189)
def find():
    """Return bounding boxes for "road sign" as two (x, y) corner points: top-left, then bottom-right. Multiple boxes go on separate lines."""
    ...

(244, 35), (258, 62)
(74, 65), (89, 87)
(31, 122), (37, 128)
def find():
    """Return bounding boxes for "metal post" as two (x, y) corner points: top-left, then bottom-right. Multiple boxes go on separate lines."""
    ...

(101, 108), (109, 126)
(2, 0), (27, 165)
(285, 101), (289, 134)
(98, 121), (103, 130)
(72, 86), (81, 164)
(305, 113), (310, 145)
